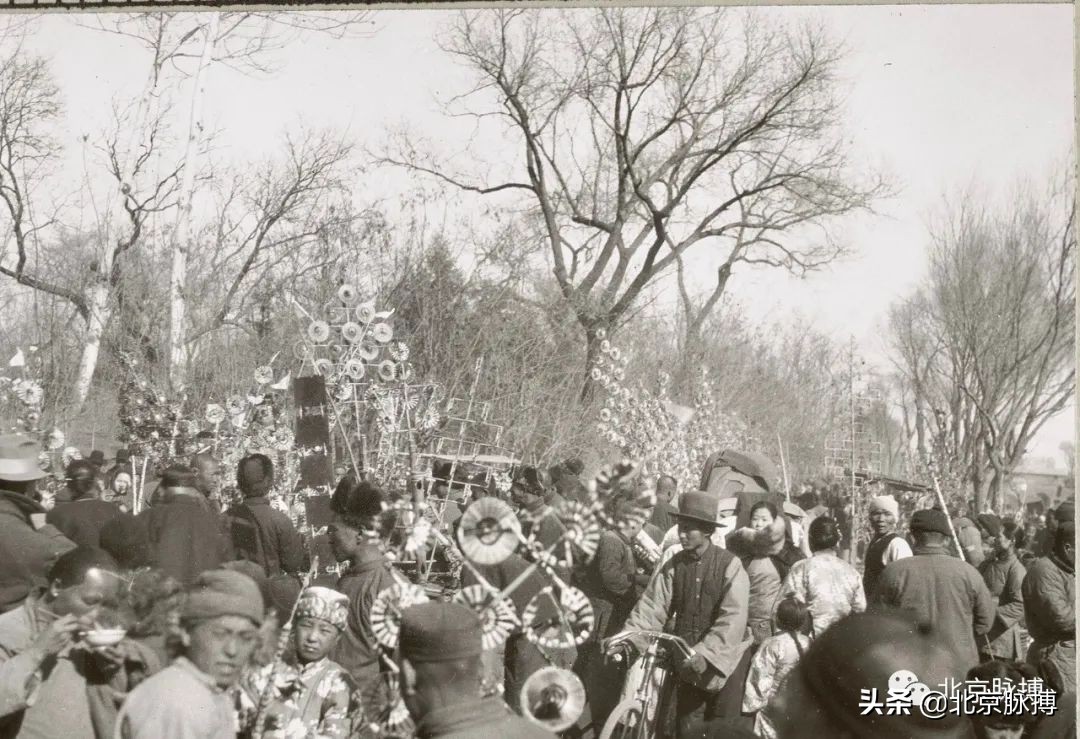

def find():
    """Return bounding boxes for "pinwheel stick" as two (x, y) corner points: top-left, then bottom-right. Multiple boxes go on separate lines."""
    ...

(322, 388), (363, 484)
(250, 558), (318, 739)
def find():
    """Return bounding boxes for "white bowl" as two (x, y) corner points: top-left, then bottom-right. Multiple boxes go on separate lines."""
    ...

(83, 629), (126, 647)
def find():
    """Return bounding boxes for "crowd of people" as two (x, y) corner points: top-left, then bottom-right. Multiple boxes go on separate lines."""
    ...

(0, 430), (1075, 739)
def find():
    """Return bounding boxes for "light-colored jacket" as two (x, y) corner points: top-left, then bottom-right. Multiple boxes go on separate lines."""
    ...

(116, 658), (236, 739)
(743, 630), (811, 739)
(624, 544), (752, 692)
(0, 596), (95, 738)
(776, 551), (866, 636)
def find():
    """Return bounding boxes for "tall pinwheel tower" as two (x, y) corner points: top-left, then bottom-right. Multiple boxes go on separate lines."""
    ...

(292, 284), (445, 493)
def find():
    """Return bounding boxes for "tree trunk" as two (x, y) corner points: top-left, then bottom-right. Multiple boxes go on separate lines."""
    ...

(72, 283), (112, 408)
(167, 13), (219, 394)
(580, 329), (600, 404)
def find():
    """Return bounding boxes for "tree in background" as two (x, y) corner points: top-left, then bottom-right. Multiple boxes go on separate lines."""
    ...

(380, 7), (887, 400)
(889, 171), (1075, 511)
(0, 45), (187, 408)
(93, 11), (373, 394)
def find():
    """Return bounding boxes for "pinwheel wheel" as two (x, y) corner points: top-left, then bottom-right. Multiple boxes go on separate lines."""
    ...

(306, 321), (330, 344)
(453, 585), (520, 650)
(341, 322), (364, 344)
(523, 586), (594, 649)
(458, 497), (521, 566)
(370, 583), (430, 649)
(337, 283), (359, 305)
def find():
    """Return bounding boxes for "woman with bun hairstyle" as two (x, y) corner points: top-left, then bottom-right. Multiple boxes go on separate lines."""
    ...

(773, 516), (865, 637)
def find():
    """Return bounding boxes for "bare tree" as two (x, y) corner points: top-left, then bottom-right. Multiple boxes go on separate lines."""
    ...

(0, 48), (184, 407)
(889, 172), (1076, 511)
(379, 8), (887, 399)
(183, 131), (353, 352)
(91, 11), (374, 393)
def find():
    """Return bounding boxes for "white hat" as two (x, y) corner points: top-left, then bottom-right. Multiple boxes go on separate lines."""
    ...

(868, 495), (899, 518)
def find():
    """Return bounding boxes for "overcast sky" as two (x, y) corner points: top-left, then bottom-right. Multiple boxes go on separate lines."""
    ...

(17, 4), (1076, 465)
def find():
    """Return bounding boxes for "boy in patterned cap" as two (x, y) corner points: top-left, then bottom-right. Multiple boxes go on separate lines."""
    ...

(238, 586), (359, 738)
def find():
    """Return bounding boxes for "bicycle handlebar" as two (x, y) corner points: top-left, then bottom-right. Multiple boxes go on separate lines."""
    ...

(604, 630), (693, 660)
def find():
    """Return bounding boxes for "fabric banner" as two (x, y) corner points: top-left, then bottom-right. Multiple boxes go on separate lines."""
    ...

(294, 375), (332, 489)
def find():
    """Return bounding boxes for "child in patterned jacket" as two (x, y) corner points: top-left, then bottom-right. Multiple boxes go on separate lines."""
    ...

(743, 596), (813, 739)
(239, 586), (360, 739)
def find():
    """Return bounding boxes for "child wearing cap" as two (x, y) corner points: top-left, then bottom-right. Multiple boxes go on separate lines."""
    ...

(238, 586), (359, 739)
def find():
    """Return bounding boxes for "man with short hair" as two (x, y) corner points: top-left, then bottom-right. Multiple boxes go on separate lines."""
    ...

(0, 434), (76, 613)
(118, 569), (264, 738)
(46, 460), (123, 549)
(873, 508), (995, 669)
(1022, 518), (1075, 693)
(0, 547), (125, 736)
(397, 601), (554, 738)
(650, 475), (678, 533)
(225, 455), (306, 577)
(861, 495), (912, 599)
(190, 452), (222, 510)
(136, 466), (234, 585)
(619, 490), (753, 737)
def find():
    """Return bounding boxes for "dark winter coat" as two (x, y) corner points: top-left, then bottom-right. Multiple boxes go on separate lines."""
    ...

(874, 543), (995, 668)
(136, 490), (234, 585)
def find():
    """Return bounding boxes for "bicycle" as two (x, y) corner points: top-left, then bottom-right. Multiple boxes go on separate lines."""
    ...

(598, 630), (693, 739)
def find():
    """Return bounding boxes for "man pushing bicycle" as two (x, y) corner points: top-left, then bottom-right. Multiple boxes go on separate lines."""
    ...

(605, 490), (754, 738)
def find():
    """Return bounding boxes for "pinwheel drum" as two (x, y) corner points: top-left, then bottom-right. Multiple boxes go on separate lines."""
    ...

(523, 586), (594, 649)
(337, 283), (359, 305)
(355, 303), (376, 324)
(549, 501), (601, 569)
(378, 360), (398, 382)
(306, 320), (331, 344)
(341, 322), (364, 344)
(253, 366), (273, 385)
(371, 322), (394, 344)
(453, 585), (520, 650)
(458, 498), (521, 566)
(370, 583), (431, 649)
(345, 359), (366, 381)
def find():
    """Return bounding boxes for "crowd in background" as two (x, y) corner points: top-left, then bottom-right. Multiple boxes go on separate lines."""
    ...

(0, 432), (1075, 739)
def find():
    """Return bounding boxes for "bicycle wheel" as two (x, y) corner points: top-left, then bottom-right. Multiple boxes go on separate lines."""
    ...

(599, 699), (651, 739)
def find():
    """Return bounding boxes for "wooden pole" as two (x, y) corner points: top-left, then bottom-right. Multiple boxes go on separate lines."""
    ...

(777, 431), (790, 501)
(928, 460), (966, 563)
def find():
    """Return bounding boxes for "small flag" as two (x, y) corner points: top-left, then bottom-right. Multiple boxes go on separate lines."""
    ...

(8, 349), (25, 368)
(270, 372), (291, 391)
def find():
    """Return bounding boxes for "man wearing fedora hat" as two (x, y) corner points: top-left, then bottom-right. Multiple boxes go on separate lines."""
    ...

(618, 489), (753, 737)
(0, 434), (76, 614)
